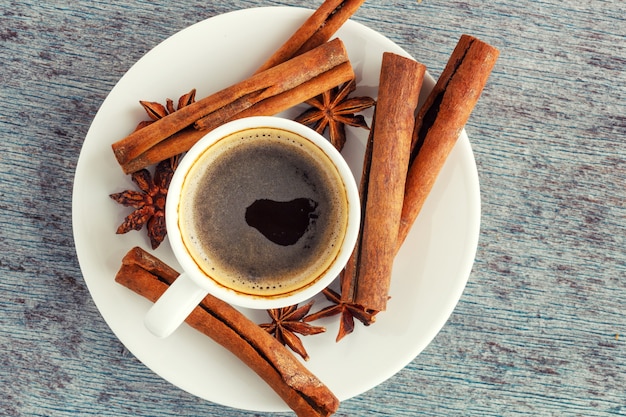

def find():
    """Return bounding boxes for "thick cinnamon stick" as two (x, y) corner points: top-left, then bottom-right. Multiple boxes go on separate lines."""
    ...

(119, 61), (355, 174)
(397, 35), (499, 249)
(194, 61), (354, 131)
(341, 53), (425, 313)
(119, 127), (206, 175)
(254, 0), (366, 74)
(112, 39), (354, 173)
(115, 247), (339, 417)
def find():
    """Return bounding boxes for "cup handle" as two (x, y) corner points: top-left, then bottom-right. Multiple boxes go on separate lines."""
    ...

(144, 273), (209, 338)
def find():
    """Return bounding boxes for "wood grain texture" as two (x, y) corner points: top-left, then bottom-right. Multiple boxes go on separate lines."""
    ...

(1, 0), (625, 416)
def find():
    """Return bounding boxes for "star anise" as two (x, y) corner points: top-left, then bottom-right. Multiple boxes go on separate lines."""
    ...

(110, 156), (180, 249)
(133, 88), (196, 131)
(294, 79), (375, 151)
(304, 287), (377, 342)
(259, 300), (326, 361)
(110, 89), (196, 248)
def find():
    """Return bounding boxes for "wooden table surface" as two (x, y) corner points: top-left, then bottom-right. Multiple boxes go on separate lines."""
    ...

(1, 1), (625, 416)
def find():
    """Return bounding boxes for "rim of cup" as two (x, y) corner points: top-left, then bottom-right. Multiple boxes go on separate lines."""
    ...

(165, 116), (361, 310)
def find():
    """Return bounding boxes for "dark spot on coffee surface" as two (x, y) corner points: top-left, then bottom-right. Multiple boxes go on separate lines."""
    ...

(245, 198), (318, 246)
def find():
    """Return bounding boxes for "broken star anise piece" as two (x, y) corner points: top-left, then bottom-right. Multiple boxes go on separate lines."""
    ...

(110, 155), (180, 249)
(294, 79), (375, 151)
(304, 287), (377, 342)
(259, 300), (326, 361)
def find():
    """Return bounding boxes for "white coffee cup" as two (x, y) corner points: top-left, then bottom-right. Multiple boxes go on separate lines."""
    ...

(144, 116), (360, 338)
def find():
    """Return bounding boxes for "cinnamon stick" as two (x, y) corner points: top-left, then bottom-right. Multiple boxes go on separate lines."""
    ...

(115, 247), (339, 417)
(112, 38), (354, 173)
(397, 35), (499, 249)
(119, 61), (354, 174)
(119, 127), (206, 175)
(341, 53), (425, 313)
(194, 61), (354, 131)
(254, 0), (366, 74)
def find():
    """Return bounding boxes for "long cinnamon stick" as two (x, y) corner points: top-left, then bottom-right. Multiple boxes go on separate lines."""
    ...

(119, 127), (206, 175)
(397, 35), (499, 249)
(194, 61), (354, 131)
(115, 247), (339, 417)
(254, 0), (366, 74)
(119, 61), (354, 174)
(341, 53), (425, 313)
(112, 38), (354, 172)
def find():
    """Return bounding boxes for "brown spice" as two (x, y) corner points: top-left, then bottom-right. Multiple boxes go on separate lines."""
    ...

(109, 90), (195, 248)
(109, 156), (179, 249)
(341, 52), (425, 313)
(254, 0), (366, 74)
(304, 288), (376, 342)
(398, 35), (499, 249)
(111, 39), (354, 173)
(294, 79), (375, 151)
(115, 247), (340, 417)
(119, 60), (356, 174)
(260, 301), (326, 361)
(138, 88), (196, 127)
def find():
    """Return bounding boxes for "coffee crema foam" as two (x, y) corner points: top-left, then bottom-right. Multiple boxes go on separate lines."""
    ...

(178, 127), (348, 297)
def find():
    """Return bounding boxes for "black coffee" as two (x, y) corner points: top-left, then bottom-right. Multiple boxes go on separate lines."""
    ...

(245, 197), (319, 246)
(178, 127), (348, 296)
